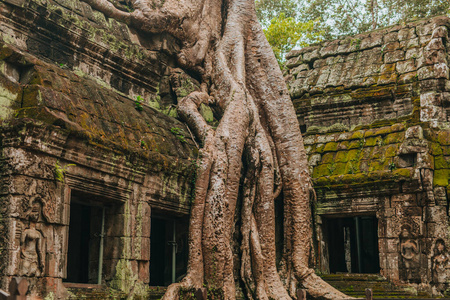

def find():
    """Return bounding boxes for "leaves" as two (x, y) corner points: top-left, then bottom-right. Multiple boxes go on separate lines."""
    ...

(263, 14), (323, 66)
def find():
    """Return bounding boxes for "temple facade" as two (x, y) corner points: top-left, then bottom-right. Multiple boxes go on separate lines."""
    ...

(0, 0), (450, 296)
(286, 15), (450, 296)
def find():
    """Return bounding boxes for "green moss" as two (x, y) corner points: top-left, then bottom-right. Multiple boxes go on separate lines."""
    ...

(393, 168), (413, 179)
(351, 131), (365, 140)
(323, 141), (339, 152)
(348, 139), (363, 149)
(335, 151), (348, 162)
(443, 146), (450, 156)
(437, 131), (450, 145)
(371, 147), (385, 160)
(345, 160), (360, 174)
(332, 162), (347, 175)
(347, 149), (362, 162)
(338, 140), (349, 149)
(315, 143), (325, 153)
(312, 164), (332, 178)
(317, 153), (334, 165)
(434, 169), (449, 186)
(365, 136), (381, 147)
(390, 123), (405, 132)
(110, 259), (149, 297)
(435, 156), (448, 169)
(385, 144), (399, 157)
(384, 132), (405, 144)
(368, 160), (385, 172)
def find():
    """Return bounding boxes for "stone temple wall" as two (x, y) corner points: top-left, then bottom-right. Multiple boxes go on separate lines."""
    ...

(286, 16), (450, 295)
(0, 0), (201, 297)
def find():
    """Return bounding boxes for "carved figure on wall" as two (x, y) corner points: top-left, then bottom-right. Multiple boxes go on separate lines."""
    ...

(19, 201), (45, 277)
(432, 239), (449, 286)
(399, 225), (419, 282)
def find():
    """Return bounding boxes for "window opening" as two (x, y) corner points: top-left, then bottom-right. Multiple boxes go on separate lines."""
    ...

(327, 216), (380, 274)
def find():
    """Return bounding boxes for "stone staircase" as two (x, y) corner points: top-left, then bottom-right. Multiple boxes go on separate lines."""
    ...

(65, 284), (127, 300)
(148, 286), (167, 299)
(320, 273), (428, 299)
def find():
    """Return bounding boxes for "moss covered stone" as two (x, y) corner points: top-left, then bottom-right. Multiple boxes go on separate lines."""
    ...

(335, 151), (349, 162)
(323, 141), (339, 152)
(384, 132), (405, 144)
(313, 164), (332, 178)
(434, 156), (448, 169)
(434, 169), (449, 186)
(321, 152), (335, 164)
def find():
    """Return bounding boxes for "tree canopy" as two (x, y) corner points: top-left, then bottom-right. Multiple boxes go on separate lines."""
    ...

(256, 0), (450, 63)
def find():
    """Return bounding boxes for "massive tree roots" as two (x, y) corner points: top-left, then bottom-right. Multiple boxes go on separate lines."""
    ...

(82, 0), (352, 298)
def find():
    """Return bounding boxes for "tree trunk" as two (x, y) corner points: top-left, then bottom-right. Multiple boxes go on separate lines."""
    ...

(81, 0), (352, 298)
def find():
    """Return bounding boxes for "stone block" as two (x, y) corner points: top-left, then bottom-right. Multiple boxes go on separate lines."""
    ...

(426, 38), (445, 51)
(138, 260), (149, 283)
(406, 47), (422, 60)
(434, 63), (449, 79)
(420, 106), (444, 122)
(405, 125), (423, 139)
(398, 27), (416, 41)
(387, 238), (400, 253)
(384, 32), (398, 43)
(319, 40), (339, 57)
(291, 64), (309, 76)
(426, 222), (448, 238)
(104, 237), (132, 260)
(106, 214), (130, 237)
(431, 26), (448, 39)
(140, 237), (150, 261)
(396, 59), (416, 74)
(424, 206), (447, 223)
(286, 55), (303, 68)
(102, 259), (119, 280)
(303, 49), (320, 63)
(417, 23), (435, 36)
(419, 34), (432, 46)
(433, 186), (447, 206)
(384, 50), (405, 64)
(397, 72), (417, 84)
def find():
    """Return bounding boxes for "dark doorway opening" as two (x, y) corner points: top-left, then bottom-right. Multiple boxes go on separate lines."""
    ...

(327, 216), (380, 274)
(65, 191), (108, 284)
(65, 202), (91, 283)
(150, 218), (166, 286)
(149, 216), (189, 286)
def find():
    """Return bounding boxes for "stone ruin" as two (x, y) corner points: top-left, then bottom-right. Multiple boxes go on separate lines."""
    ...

(0, 0), (449, 296)
(285, 15), (450, 297)
(0, 0), (199, 297)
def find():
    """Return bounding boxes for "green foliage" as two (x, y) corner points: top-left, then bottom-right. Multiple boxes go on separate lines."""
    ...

(54, 160), (75, 183)
(171, 127), (187, 143)
(255, 0), (300, 28)
(135, 95), (144, 111)
(388, 162), (396, 171)
(264, 13), (323, 66)
(298, 0), (450, 38)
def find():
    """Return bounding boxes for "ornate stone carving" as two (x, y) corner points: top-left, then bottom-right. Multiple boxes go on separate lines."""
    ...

(432, 239), (449, 285)
(399, 225), (419, 282)
(19, 201), (46, 277)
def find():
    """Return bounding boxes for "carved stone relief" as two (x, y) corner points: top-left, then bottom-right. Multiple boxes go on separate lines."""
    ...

(432, 239), (449, 289)
(399, 224), (419, 282)
(18, 201), (46, 277)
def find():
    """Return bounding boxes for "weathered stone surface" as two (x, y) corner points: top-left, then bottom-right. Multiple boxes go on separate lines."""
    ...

(286, 15), (450, 295)
(0, 0), (199, 297)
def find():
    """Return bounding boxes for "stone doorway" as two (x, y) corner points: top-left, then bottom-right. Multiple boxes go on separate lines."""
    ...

(326, 216), (380, 274)
(65, 192), (108, 284)
(149, 216), (189, 286)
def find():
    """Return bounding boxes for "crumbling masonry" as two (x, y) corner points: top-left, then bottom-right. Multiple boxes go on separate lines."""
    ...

(0, 0), (450, 296)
